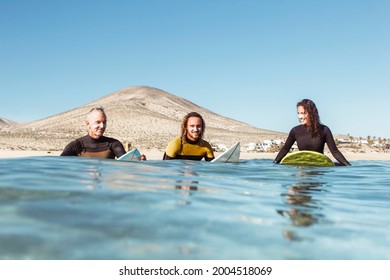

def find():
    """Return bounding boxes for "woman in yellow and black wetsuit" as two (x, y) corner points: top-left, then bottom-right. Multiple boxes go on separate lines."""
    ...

(163, 112), (215, 161)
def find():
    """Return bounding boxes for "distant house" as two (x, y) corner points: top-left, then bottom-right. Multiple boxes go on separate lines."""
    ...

(212, 144), (227, 152)
(337, 138), (368, 144)
(336, 139), (352, 144)
(246, 140), (284, 152)
(246, 143), (257, 152)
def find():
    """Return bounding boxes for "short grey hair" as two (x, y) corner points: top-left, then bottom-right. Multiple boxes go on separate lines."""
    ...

(86, 106), (106, 121)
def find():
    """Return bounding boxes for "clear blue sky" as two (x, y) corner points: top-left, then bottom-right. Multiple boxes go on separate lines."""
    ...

(1, 0), (389, 139)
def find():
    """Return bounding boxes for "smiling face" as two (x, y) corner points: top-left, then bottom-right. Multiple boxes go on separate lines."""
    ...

(86, 110), (107, 139)
(186, 116), (203, 141)
(297, 105), (310, 126)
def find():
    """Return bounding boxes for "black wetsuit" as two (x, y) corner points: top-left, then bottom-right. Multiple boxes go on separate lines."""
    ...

(60, 135), (126, 159)
(274, 124), (351, 166)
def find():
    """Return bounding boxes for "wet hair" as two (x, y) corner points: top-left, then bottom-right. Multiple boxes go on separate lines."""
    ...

(297, 99), (322, 137)
(181, 112), (205, 144)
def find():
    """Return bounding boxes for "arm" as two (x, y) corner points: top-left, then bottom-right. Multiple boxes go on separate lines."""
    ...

(111, 140), (127, 159)
(163, 152), (174, 160)
(60, 140), (82, 156)
(274, 129), (296, 163)
(324, 127), (351, 166)
(205, 142), (215, 162)
(163, 137), (181, 160)
(110, 140), (146, 160)
(205, 156), (214, 162)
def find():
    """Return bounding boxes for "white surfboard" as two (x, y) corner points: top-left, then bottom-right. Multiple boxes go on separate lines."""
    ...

(117, 148), (142, 161)
(211, 142), (240, 163)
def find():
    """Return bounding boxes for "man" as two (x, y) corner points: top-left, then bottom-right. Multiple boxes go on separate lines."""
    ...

(163, 112), (214, 161)
(61, 107), (145, 160)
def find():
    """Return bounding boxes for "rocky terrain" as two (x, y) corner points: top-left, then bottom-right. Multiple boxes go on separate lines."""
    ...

(0, 86), (286, 151)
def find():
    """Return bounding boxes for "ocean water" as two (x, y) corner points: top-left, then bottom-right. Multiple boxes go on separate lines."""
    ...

(0, 156), (389, 260)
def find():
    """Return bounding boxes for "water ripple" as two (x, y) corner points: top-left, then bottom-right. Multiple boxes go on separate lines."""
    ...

(0, 157), (389, 259)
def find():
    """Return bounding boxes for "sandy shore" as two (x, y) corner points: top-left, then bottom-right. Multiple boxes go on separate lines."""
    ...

(0, 149), (389, 161)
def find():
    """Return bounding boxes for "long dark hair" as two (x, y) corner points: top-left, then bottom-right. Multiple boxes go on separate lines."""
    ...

(297, 99), (322, 137)
(181, 112), (205, 144)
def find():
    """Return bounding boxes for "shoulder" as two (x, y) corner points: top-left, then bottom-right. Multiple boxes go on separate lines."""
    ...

(71, 135), (91, 144)
(165, 137), (182, 157)
(294, 124), (304, 129)
(290, 125), (303, 133)
(67, 135), (87, 146)
(320, 124), (334, 137)
(61, 135), (86, 155)
(195, 139), (213, 152)
(168, 137), (181, 145)
(320, 124), (331, 133)
(200, 139), (213, 148)
(166, 137), (182, 149)
(100, 136), (121, 143)
(321, 124), (329, 129)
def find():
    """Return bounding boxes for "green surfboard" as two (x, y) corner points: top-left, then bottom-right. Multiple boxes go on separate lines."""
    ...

(280, 151), (335, 167)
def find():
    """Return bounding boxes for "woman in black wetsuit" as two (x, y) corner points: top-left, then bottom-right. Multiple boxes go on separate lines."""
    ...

(274, 99), (351, 166)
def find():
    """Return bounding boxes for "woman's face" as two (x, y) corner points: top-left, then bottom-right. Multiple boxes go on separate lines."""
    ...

(297, 105), (309, 125)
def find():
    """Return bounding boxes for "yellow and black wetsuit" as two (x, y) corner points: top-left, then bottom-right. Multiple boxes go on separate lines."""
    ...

(60, 135), (126, 159)
(163, 136), (215, 161)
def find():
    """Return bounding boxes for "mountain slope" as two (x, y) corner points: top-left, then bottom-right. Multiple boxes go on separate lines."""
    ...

(0, 86), (286, 150)
(0, 117), (17, 127)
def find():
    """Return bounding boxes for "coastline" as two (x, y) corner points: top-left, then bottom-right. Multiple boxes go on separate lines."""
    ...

(1, 149), (389, 161)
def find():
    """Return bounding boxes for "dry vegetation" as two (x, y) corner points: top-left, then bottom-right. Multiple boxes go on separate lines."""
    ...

(0, 86), (286, 151)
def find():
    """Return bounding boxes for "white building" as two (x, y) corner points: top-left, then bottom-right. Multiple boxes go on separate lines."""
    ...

(246, 140), (284, 152)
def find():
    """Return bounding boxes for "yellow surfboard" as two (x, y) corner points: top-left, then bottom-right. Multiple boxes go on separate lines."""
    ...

(280, 151), (334, 167)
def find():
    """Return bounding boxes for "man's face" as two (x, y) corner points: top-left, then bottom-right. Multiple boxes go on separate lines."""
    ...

(87, 111), (107, 139)
(186, 117), (202, 141)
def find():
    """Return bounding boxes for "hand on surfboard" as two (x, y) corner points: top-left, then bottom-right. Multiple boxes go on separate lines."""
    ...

(138, 154), (147, 161)
(117, 148), (146, 161)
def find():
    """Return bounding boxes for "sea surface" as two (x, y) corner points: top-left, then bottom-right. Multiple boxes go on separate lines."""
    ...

(1, 156), (389, 260)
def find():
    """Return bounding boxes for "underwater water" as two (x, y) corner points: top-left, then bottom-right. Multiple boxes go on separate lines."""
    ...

(0, 156), (389, 260)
